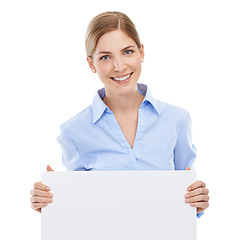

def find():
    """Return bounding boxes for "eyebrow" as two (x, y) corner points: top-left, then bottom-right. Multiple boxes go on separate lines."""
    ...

(96, 45), (135, 55)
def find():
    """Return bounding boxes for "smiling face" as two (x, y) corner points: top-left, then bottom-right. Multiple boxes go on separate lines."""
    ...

(87, 30), (144, 98)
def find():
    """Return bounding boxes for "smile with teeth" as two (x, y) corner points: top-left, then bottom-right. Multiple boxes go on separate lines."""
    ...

(110, 73), (133, 81)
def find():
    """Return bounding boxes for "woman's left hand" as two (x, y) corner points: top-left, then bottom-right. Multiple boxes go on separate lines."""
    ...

(185, 167), (210, 214)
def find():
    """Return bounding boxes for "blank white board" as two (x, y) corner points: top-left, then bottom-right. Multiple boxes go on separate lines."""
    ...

(42, 170), (197, 240)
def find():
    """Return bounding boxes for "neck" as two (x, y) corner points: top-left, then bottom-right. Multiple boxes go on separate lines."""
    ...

(103, 88), (144, 115)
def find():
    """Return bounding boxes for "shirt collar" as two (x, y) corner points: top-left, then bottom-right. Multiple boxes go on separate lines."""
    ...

(91, 83), (160, 124)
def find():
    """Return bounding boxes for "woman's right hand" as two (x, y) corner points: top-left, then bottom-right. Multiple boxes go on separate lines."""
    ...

(30, 165), (54, 213)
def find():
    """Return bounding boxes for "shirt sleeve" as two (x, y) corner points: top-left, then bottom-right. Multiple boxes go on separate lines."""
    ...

(197, 212), (204, 218)
(174, 112), (197, 170)
(57, 130), (85, 171)
(174, 112), (204, 218)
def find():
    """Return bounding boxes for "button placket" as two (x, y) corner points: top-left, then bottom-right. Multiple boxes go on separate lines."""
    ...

(105, 106), (146, 170)
(132, 106), (145, 160)
(106, 113), (130, 152)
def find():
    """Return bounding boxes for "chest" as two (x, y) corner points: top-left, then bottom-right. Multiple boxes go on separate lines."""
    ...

(115, 114), (138, 149)
(72, 108), (179, 170)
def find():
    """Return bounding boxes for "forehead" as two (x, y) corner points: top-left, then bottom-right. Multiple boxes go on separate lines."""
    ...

(95, 30), (137, 53)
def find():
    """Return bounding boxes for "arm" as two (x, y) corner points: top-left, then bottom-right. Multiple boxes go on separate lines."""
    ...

(174, 112), (210, 217)
(57, 130), (85, 171)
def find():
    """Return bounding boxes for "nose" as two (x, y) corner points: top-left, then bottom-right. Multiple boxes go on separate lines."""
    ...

(113, 57), (126, 72)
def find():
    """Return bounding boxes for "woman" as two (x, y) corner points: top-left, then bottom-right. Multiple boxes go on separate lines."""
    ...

(30, 11), (209, 217)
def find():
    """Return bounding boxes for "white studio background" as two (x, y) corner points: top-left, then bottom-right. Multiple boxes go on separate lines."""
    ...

(0, 0), (239, 239)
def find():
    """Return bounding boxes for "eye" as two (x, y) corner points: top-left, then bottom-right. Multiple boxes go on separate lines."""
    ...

(100, 55), (110, 61)
(124, 50), (134, 55)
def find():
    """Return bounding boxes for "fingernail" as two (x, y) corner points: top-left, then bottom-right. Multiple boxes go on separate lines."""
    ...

(46, 187), (50, 191)
(43, 203), (48, 206)
(186, 199), (190, 202)
(190, 203), (194, 206)
(48, 198), (53, 202)
(185, 194), (189, 198)
(187, 187), (191, 191)
(49, 193), (53, 197)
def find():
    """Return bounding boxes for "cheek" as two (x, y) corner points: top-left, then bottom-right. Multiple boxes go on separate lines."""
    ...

(96, 62), (112, 76)
(128, 57), (142, 70)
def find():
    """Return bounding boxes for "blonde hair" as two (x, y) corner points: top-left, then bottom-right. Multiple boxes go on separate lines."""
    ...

(85, 11), (141, 58)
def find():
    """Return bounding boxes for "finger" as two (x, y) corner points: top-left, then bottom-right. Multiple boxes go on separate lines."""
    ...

(185, 194), (210, 203)
(186, 167), (191, 170)
(34, 208), (41, 213)
(31, 202), (48, 211)
(30, 189), (53, 198)
(30, 196), (53, 204)
(46, 165), (54, 171)
(190, 201), (209, 210)
(33, 182), (51, 191)
(188, 180), (206, 191)
(185, 187), (209, 198)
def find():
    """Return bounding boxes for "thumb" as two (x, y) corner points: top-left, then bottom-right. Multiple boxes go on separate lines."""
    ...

(186, 167), (191, 170)
(46, 165), (54, 172)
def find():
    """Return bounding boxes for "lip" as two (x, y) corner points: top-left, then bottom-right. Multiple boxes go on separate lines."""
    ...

(110, 72), (133, 79)
(109, 72), (133, 85)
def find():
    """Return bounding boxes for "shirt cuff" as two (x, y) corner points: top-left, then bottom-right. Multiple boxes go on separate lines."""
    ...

(197, 211), (204, 218)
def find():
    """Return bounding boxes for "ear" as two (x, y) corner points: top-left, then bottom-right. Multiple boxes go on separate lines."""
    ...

(139, 44), (145, 62)
(87, 56), (96, 73)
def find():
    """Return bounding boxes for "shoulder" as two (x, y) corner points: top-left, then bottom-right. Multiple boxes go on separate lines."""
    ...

(153, 100), (192, 136)
(155, 99), (189, 122)
(144, 83), (189, 122)
(59, 105), (93, 135)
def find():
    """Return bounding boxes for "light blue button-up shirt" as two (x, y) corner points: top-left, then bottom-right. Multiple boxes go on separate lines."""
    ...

(57, 83), (203, 218)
